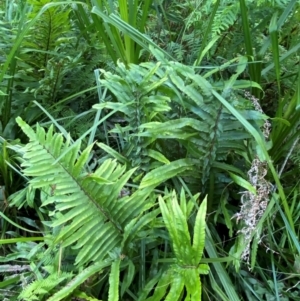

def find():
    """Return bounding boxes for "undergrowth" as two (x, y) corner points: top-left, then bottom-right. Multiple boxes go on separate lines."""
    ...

(1, 0), (300, 300)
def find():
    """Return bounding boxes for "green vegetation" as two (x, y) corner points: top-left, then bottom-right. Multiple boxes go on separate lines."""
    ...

(1, 0), (300, 300)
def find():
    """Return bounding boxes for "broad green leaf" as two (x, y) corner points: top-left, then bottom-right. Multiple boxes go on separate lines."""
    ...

(72, 143), (94, 178)
(230, 80), (262, 90)
(183, 269), (201, 299)
(159, 196), (182, 258)
(170, 192), (192, 260)
(140, 118), (205, 131)
(82, 175), (114, 185)
(16, 117), (36, 141)
(197, 264), (210, 275)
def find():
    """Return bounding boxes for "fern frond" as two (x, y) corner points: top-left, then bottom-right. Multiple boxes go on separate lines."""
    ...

(93, 61), (171, 173)
(159, 190), (207, 267)
(19, 269), (72, 301)
(16, 117), (150, 267)
(144, 269), (172, 301)
(47, 261), (113, 301)
(212, 2), (239, 37)
(95, 54), (265, 194)
(143, 190), (209, 300)
(24, 0), (71, 69)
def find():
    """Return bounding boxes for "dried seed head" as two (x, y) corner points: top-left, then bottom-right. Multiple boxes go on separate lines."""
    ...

(233, 92), (272, 263)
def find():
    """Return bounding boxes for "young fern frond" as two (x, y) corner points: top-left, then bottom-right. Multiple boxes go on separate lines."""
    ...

(144, 191), (209, 300)
(16, 117), (150, 267)
(159, 192), (208, 267)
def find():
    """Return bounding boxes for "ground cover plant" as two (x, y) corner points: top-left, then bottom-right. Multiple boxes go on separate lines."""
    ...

(1, 0), (300, 300)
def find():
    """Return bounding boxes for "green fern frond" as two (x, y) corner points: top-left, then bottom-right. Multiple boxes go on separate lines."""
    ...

(16, 117), (150, 267)
(143, 191), (209, 300)
(143, 268), (172, 301)
(212, 2), (239, 37)
(159, 191), (208, 267)
(19, 269), (72, 301)
(24, 0), (71, 70)
(47, 261), (113, 301)
(94, 61), (171, 173)
(159, 191), (192, 262)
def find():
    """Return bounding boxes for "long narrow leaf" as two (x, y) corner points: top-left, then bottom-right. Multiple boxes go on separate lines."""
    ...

(192, 197), (207, 264)
(108, 259), (121, 301)
(140, 159), (195, 188)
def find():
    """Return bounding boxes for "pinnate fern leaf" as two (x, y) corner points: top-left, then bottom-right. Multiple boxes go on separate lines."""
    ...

(19, 270), (72, 301)
(16, 117), (149, 267)
(47, 261), (112, 301)
(148, 190), (209, 300)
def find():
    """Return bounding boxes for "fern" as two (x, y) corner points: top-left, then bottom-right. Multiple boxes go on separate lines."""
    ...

(24, 0), (71, 71)
(24, 0), (100, 107)
(5, 115), (212, 300)
(139, 192), (209, 300)
(19, 267), (72, 301)
(94, 61), (171, 176)
(140, 54), (261, 192)
(15, 117), (151, 268)
(93, 50), (265, 196)
(7, 116), (212, 300)
(0, 241), (61, 300)
(211, 1), (239, 37)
